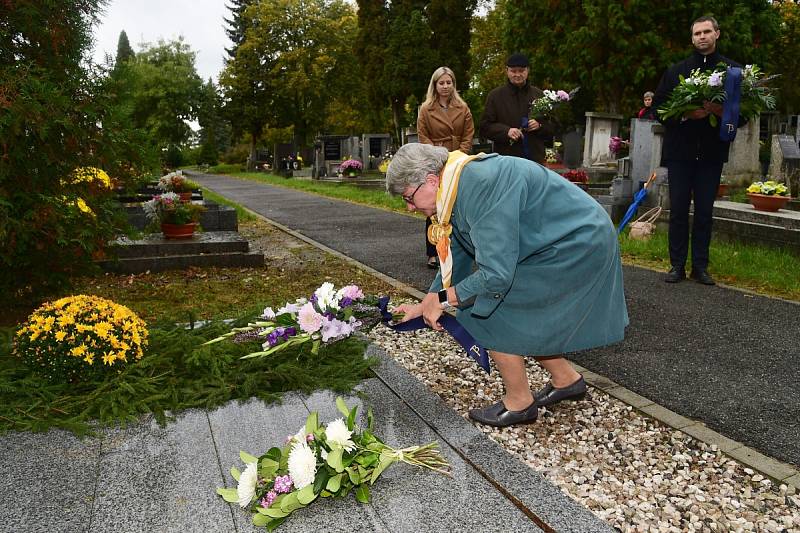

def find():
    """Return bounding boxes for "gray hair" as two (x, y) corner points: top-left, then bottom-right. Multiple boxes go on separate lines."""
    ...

(386, 143), (449, 195)
(643, 91), (654, 99)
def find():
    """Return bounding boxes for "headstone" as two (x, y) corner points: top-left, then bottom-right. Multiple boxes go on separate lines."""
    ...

(562, 130), (582, 169)
(768, 134), (800, 197)
(362, 134), (391, 169)
(721, 119), (761, 185)
(629, 119), (664, 183)
(582, 112), (623, 167)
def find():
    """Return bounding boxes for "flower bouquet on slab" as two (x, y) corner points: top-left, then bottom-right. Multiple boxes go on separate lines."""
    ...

(529, 87), (579, 122)
(217, 397), (451, 531)
(203, 283), (382, 358)
(658, 63), (777, 126)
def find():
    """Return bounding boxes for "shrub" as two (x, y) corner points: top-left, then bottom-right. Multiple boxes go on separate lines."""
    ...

(14, 295), (149, 383)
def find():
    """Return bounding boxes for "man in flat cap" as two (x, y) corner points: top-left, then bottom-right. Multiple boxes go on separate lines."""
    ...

(479, 53), (554, 163)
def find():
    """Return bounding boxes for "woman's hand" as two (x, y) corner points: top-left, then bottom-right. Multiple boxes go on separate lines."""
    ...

(420, 292), (444, 331)
(392, 302), (423, 322)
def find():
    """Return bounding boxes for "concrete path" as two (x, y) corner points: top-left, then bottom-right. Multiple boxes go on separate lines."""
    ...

(0, 349), (610, 533)
(186, 172), (800, 469)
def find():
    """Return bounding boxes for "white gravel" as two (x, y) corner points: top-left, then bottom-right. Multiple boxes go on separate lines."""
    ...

(368, 324), (800, 532)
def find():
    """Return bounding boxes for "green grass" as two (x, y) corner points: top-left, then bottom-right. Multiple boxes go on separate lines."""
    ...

(208, 166), (410, 213)
(619, 231), (800, 300)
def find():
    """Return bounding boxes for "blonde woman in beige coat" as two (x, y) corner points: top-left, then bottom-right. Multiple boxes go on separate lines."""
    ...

(417, 66), (475, 268)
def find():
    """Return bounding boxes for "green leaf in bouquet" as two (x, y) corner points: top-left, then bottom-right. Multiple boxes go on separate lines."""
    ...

(230, 466), (241, 481)
(240, 450), (258, 464)
(216, 487), (239, 503)
(366, 407), (375, 431)
(709, 115), (718, 127)
(259, 457), (279, 479)
(355, 452), (378, 468)
(280, 491), (304, 513)
(252, 513), (270, 527)
(326, 473), (343, 492)
(335, 396), (350, 418)
(354, 483), (371, 503)
(266, 517), (286, 532)
(265, 447), (283, 463)
(296, 484), (317, 505)
(326, 447), (345, 472)
(346, 466), (361, 485)
(259, 506), (289, 518)
(275, 314), (296, 326)
(313, 466), (331, 493)
(370, 452), (396, 484)
(305, 411), (319, 435)
(346, 404), (358, 431)
(311, 339), (320, 355)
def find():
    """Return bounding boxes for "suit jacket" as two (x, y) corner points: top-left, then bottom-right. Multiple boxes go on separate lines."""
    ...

(417, 100), (475, 153)
(479, 80), (554, 163)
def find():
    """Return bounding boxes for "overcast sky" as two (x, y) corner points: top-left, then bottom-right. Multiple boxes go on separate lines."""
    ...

(91, 0), (232, 81)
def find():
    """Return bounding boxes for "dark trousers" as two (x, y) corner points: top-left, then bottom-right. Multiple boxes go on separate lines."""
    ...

(666, 159), (724, 271)
(425, 217), (437, 258)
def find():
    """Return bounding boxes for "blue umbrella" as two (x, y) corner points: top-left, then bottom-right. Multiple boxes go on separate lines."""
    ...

(617, 172), (657, 234)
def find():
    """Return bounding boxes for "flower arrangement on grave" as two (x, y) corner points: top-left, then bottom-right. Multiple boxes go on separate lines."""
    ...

(609, 136), (630, 156)
(157, 171), (193, 193)
(68, 167), (113, 189)
(658, 63), (777, 126)
(563, 169), (589, 184)
(13, 295), (148, 383)
(746, 180), (789, 196)
(143, 193), (205, 226)
(339, 159), (363, 177)
(204, 283), (382, 359)
(529, 88), (579, 121)
(217, 397), (451, 531)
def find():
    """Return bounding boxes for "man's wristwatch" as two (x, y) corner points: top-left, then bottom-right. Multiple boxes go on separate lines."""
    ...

(438, 289), (456, 311)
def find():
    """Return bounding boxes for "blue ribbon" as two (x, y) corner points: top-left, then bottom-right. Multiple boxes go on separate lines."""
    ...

(520, 116), (530, 159)
(377, 296), (491, 373)
(720, 67), (742, 142)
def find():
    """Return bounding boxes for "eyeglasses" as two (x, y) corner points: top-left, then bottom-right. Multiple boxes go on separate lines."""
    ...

(401, 182), (425, 206)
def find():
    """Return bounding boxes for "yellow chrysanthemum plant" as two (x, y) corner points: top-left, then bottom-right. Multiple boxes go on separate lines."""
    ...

(14, 295), (149, 383)
(59, 167), (115, 217)
(746, 180), (789, 196)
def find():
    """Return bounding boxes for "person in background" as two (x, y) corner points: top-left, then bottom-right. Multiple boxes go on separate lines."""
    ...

(637, 91), (658, 120)
(479, 53), (553, 163)
(386, 143), (628, 427)
(653, 15), (745, 286)
(417, 66), (475, 269)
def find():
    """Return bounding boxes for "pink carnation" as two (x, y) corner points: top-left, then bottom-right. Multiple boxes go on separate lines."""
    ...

(557, 90), (570, 101)
(339, 285), (364, 301)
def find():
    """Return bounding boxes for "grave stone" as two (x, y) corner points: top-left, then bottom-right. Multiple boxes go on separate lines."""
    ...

(362, 134), (391, 169)
(562, 129), (583, 169)
(721, 120), (760, 185)
(582, 112), (623, 167)
(768, 134), (800, 197)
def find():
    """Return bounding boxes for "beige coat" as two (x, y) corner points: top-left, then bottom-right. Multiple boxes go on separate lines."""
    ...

(417, 100), (475, 153)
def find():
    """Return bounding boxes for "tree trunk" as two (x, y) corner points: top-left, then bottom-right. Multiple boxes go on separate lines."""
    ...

(247, 133), (257, 171)
(390, 97), (403, 146)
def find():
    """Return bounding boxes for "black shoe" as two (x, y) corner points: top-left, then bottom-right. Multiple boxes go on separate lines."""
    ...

(664, 267), (686, 283)
(690, 269), (716, 285)
(427, 257), (439, 269)
(468, 400), (538, 427)
(534, 376), (588, 408)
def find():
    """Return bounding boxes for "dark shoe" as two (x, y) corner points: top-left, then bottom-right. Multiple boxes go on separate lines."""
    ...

(534, 376), (588, 408)
(690, 269), (716, 285)
(427, 256), (439, 269)
(664, 267), (686, 283)
(468, 400), (538, 427)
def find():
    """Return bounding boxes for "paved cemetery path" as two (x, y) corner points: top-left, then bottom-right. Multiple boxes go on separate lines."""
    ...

(188, 172), (800, 468)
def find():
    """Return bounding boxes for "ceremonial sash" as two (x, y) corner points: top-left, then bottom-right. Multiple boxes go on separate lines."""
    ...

(428, 150), (482, 288)
(720, 67), (742, 142)
(377, 297), (490, 373)
(520, 116), (530, 159)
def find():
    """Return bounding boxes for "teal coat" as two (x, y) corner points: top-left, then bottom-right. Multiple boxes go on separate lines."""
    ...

(430, 154), (628, 356)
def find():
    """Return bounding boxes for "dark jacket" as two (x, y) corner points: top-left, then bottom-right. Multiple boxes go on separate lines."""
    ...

(479, 80), (554, 163)
(653, 50), (746, 163)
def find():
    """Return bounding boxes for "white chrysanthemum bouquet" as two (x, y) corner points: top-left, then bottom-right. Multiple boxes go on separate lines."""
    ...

(217, 398), (451, 530)
(204, 283), (381, 359)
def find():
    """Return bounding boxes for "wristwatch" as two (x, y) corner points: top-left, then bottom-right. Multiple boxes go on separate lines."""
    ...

(438, 289), (456, 311)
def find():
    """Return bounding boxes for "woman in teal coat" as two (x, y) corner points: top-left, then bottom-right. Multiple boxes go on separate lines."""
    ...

(387, 143), (628, 427)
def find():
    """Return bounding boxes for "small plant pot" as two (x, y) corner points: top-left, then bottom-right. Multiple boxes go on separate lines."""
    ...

(161, 222), (198, 239)
(178, 192), (193, 202)
(717, 183), (729, 198)
(747, 193), (790, 212)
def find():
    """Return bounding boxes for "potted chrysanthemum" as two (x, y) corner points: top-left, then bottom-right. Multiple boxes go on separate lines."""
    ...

(746, 180), (791, 212)
(339, 159), (363, 178)
(157, 171), (195, 201)
(143, 193), (206, 238)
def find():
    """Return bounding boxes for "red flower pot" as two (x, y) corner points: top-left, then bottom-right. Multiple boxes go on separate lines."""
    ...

(747, 193), (790, 212)
(161, 222), (198, 239)
(178, 192), (193, 202)
(717, 183), (729, 198)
